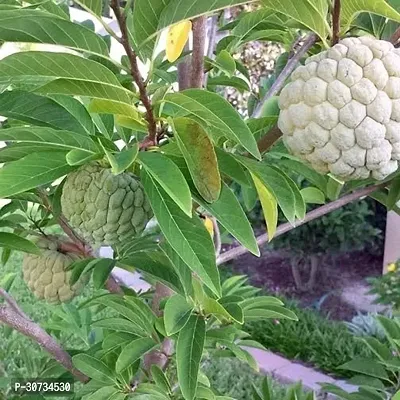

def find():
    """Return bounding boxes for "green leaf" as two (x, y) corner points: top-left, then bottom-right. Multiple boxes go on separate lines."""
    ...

(0, 91), (95, 135)
(238, 156), (296, 223)
(251, 173), (278, 240)
(207, 76), (250, 93)
(326, 176), (343, 201)
(240, 296), (284, 310)
(75, 0), (102, 15)
(151, 365), (171, 394)
(0, 233), (40, 255)
(0, 9), (108, 56)
(260, 0), (330, 45)
(105, 145), (139, 175)
(387, 176), (400, 210)
(172, 117), (221, 203)
(0, 127), (98, 153)
(300, 187), (325, 204)
(92, 318), (146, 335)
(88, 99), (142, 121)
(194, 182), (259, 256)
(142, 170), (221, 296)
(0, 52), (133, 106)
(116, 115), (148, 133)
(0, 151), (75, 198)
(164, 294), (193, 336)
(394, 390), (400, 400)
(0, 273), (16, 291)
(66, 149), (102, 166)
(339, 359), (390, 381)
(120, 251), (185, 295)
(244, 305), (298, 322)
(92, 259), (117, 289)
(215, 148), (252, 187)
(163, 90), (261, 160)
(203, 297), (244, 324)
(116, 337), (157, 373)
(214, 50), (236, 77)
(72, 354), (116, 384)
(177, 315), (206, 400)
(85, 387), (119, 400)
(342, 0), (400, 31)
(138, 151), (192, 216)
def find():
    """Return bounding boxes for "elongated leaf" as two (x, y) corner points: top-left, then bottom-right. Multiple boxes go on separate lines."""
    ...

(92, 318), (146, 335)
(215, 148), (252, 187)
(75, 0), (102, 15)
(104, 144), (139, 175)
(0, 10), (108, 56)
(177, 315), (206, 400)
(86, 387), (119, 400)
(0, 127), (98, 153)
(194, 182), (259, 256)
(116, 337), (157, 373)
(151, 365), (171, 394)
(0, 91), (94, 135)
(207, 76), (250, 93)
(214, 50), (236, 77)
(342, 0), (400, 31)
(301, 187), (325, 204)
(388, 176), (400, 210)
(0, 143), (62, 163)
(260, 0), (330, 44)
(163, 90), (261, 159)
(120, 251), (185, 295)
(92, 259), (116, 289)
(88, 99), (142, 121)
(72, 354), (116, 384)
(142, 170), (221, 296)
(339, 359), (390, 381)
(164, 294), (193, 336)
(237, 156), (296, 223)
(172, 117), (221, 203)
(0, 152), (75, 198)
(138, 151), (192, 216)
(0, 52), (133, 106)
(244, 306), (298, 322)
(66, 149), (102, 166)
(251, 173), (278, 240)
(0, 233), (40, 255)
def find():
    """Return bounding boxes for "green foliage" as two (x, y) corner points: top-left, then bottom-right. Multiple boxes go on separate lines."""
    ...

(368, 261), (400, 309)
(246, 297), (373, 377)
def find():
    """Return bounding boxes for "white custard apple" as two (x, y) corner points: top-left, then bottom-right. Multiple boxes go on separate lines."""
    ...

(23, 237), (86, 304)
(61, 162), (153, 246)
(278, 36), (400, 180)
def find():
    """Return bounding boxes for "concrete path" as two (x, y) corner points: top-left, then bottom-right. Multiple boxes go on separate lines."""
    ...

(341, 282), (386, 313)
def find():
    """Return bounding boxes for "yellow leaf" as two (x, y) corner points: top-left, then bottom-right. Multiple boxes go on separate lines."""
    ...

(166, 20), (192, 62)
(251, 173), (278, 240)
(203, 216), (214, 237)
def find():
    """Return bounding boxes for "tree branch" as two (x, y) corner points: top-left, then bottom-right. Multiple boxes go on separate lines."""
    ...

(390, 26), (400, 46)
(190, 16), (207, 88)
(257, 125), (283, 154)
(332, 0), (341, 46)
(178, 43), (191, 91)
(110, 0), (158, 146)
(207, 15), (219, 59)
(0, 288), (30, 320)
(0, 303), (89, 383)
(252, 33), (318, 118)
(217, 183), (385, 265)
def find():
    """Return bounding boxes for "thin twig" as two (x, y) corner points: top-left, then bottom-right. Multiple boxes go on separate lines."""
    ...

(0, 305), (89, 383)
(191, 16), (207, 88)
(217, 183), (385, 265)
(110, 0), (158, 146)
(332, 0), (341, 46)
(252, 33), (318, 119)
(207, 15), (219, 59)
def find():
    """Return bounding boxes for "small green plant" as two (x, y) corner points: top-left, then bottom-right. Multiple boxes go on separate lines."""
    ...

(345, 312), (387, 340)
(368, 262), (400, 309)
(323, 316), (400, 400)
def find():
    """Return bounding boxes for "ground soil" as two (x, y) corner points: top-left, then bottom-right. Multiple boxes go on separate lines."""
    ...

(223, 245), (384, 321)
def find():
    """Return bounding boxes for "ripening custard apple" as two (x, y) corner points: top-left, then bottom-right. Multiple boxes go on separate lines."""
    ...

(278, 36), (400, 180)
(23, 237), (86, 304)
(61, 162), (153, 246)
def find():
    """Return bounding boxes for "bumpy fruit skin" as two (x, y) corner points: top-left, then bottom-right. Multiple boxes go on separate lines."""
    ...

(61, 162), (153, 246)
(278, 36), (400, 180)
(23, 238), (85, 304)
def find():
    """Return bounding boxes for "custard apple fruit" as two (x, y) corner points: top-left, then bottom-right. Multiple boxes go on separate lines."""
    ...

(278, 36), (400, 180)
(61, 162), (153, 246)
(23, 237), (86, 304)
